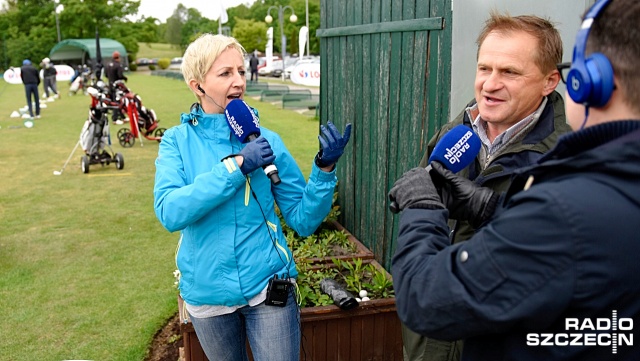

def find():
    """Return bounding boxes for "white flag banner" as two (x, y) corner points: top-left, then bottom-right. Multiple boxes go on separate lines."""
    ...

(266, 27), (274, 67)
(298, 27), (309, 60)
(219, 1), (228, 24)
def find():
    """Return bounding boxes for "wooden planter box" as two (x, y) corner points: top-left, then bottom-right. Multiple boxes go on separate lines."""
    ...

(177, 228), (401, 361)
(178, 262), (401, 361)
(300, 298), (402, 360)
(300, 220), (375, 267)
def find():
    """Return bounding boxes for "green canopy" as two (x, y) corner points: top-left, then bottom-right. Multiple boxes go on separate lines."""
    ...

(49, 38), (128, 66)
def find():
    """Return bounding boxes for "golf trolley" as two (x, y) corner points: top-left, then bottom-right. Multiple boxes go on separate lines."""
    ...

(80, 84), (125, 174)
(69, 66), (94, 96)
(110, 80), (166, 147)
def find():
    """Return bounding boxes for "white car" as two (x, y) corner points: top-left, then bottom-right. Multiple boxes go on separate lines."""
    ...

(259, 60), (283, 76)
(284, 57), (319, 79)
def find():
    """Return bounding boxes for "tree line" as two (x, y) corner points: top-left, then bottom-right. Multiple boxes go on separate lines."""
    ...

(0, 0), (320, 70)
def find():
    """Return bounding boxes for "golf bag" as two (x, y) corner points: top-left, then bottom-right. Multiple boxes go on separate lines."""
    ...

(79, 84), (124, 173)
(112, 80), (166, 147)
(80, 107), (109, 155)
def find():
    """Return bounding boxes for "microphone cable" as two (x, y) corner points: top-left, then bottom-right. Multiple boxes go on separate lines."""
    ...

(203, 92), (226, 112)
(246, 176), (307, 360)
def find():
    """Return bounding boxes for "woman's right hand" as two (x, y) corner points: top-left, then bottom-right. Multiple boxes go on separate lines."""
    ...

(238, 136), (276, 175)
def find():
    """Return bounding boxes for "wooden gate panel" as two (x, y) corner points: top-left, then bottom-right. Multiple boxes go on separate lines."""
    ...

(318, 0), (452, 269)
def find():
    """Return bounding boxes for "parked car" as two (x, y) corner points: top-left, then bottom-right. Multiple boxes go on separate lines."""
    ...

(269, 60), (285, 77)
(284, 57), (319, 78)
(136, 58), (151, 66)
(259, 59), (282, 76)
(253, 56), (281, 75)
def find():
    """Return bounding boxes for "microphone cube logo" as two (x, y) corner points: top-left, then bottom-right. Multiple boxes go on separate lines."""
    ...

(224, 110), (244, 139)
(239, 99), (260, 130)
(444, 130), (473, 165)
(526, 310), (634, 354)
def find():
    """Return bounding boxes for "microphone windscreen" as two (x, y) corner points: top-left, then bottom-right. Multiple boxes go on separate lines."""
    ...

(224, 99), (261, 143)
(428, 125), (481, 173)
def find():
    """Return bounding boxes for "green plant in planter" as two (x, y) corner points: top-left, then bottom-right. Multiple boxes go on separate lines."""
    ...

(289, 228), (357, 261)
(275, 191), (394, 307)
(365, 265), (395, 299)
(295, 258), (395, 307)
(332, 258), (366, 292)
(296, 262), (337, 307)
(278, 192), (358, 263)
(331, 258), (395, 300)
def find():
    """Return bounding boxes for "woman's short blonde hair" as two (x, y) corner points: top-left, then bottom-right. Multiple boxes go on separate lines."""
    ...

(181, 33), (246, 87)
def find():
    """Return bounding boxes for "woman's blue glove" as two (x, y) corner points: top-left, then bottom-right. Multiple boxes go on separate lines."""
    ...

(315, 121), (352, 168)
(239, 136), (276, 175)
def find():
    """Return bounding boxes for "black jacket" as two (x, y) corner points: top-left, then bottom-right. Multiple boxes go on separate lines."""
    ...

(249, 56), (259, 71)
(20, 64), (40, 85)
(106, 60), (127, 84)
(393, 120), (640, 361)
(43, 65), (57, 78)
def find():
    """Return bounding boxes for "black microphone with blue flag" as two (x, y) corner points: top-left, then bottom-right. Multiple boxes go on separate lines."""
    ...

(389, 125), (481, 213)
(224, 99), (281, 185)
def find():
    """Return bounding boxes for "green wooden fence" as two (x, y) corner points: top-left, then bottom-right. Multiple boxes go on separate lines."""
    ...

(317, 0), (453, 269)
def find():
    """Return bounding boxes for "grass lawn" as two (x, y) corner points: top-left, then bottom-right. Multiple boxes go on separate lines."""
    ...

(136, 43), (183, 61)
(0, 73), (319, 360)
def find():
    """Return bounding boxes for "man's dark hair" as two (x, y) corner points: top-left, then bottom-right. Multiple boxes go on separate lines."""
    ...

(587, 0), (640, 113)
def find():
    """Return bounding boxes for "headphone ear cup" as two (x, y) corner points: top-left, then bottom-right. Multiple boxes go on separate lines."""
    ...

(567, 63), (591, 105)
(585, 52), (614, 107)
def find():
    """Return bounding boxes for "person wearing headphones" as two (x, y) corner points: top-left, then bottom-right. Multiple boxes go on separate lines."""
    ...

(389, 0), (640, 360)
(153, 33), (351, 361)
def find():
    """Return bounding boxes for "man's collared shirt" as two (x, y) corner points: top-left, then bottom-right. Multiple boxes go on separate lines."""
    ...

(469, 97), (548, 158)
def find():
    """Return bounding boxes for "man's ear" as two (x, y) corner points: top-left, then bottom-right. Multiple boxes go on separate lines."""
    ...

(542, 70), (561, 96)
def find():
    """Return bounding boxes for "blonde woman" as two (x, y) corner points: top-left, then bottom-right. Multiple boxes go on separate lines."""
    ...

(153, 34), (351, 361)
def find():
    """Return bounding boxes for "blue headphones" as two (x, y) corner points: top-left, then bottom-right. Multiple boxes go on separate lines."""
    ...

(567, 0), (614, 107)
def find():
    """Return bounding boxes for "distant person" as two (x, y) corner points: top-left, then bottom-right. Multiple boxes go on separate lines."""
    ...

(41, 58), (59, 99)
(20, 59), (40, 119)
(249, 52), (259, 83)
(105, 51), (127, 85)
(105, 51), (128, 124)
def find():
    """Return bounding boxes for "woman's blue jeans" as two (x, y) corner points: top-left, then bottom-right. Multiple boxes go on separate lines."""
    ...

(189, 292), (300, 361)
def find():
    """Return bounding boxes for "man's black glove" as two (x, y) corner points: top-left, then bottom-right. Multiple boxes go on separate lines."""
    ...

(430, 162), (499, 228)
(388, 167), (444, 212)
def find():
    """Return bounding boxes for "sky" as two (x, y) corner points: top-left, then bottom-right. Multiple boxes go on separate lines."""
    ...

(136, 0), (256, 22)
(0, 0), (255, 22)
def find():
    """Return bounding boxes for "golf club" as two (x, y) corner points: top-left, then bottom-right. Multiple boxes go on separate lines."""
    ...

(53, 140), (81, 176)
